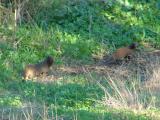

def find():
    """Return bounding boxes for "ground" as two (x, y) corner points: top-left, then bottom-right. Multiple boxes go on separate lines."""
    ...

(2, 49), (157, 120)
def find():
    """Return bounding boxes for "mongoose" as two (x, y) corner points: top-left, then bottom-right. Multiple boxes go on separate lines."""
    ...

(104, 42), (138, 64)
(23, 56), (54, 80)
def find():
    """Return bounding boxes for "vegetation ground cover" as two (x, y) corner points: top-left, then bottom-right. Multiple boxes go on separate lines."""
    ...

(1, 0), (160, 119)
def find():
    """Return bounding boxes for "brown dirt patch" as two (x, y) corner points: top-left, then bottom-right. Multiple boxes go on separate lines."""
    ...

(29, 50), (160, 88)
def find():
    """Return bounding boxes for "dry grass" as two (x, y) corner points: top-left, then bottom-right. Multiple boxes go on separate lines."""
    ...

(0, 104), (65, 120)
(60, 49), (160, 111)
(95, 50), (160, 110)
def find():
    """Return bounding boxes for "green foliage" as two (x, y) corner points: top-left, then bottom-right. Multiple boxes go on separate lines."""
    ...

(1, 78), (155, 119)
(2, 0), (160, 64)
(10, 0), (159, 63)
(74, 109), (152, 120)
(0, 96), (22, 107)
(4, 76), (102, 108)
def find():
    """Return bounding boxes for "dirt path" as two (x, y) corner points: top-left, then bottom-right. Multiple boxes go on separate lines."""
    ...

(33, 50), (160, 86)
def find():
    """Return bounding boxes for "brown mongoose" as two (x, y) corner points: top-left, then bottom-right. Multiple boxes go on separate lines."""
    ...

(23, 56), (54, 80)
(104, 42), (138, 64)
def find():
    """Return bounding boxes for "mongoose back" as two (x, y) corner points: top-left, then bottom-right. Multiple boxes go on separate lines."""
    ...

(23, 56), (54, 80)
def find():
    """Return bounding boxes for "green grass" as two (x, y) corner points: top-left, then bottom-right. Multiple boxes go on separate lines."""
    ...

(0, 77), (158, 120)
(1, 0), (160, 119)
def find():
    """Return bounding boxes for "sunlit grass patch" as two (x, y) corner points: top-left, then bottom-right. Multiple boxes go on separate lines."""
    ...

(0, 96), (22, 107)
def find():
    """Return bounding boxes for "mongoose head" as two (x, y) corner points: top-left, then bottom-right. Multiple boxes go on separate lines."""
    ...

(128, 42), (138, 49)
